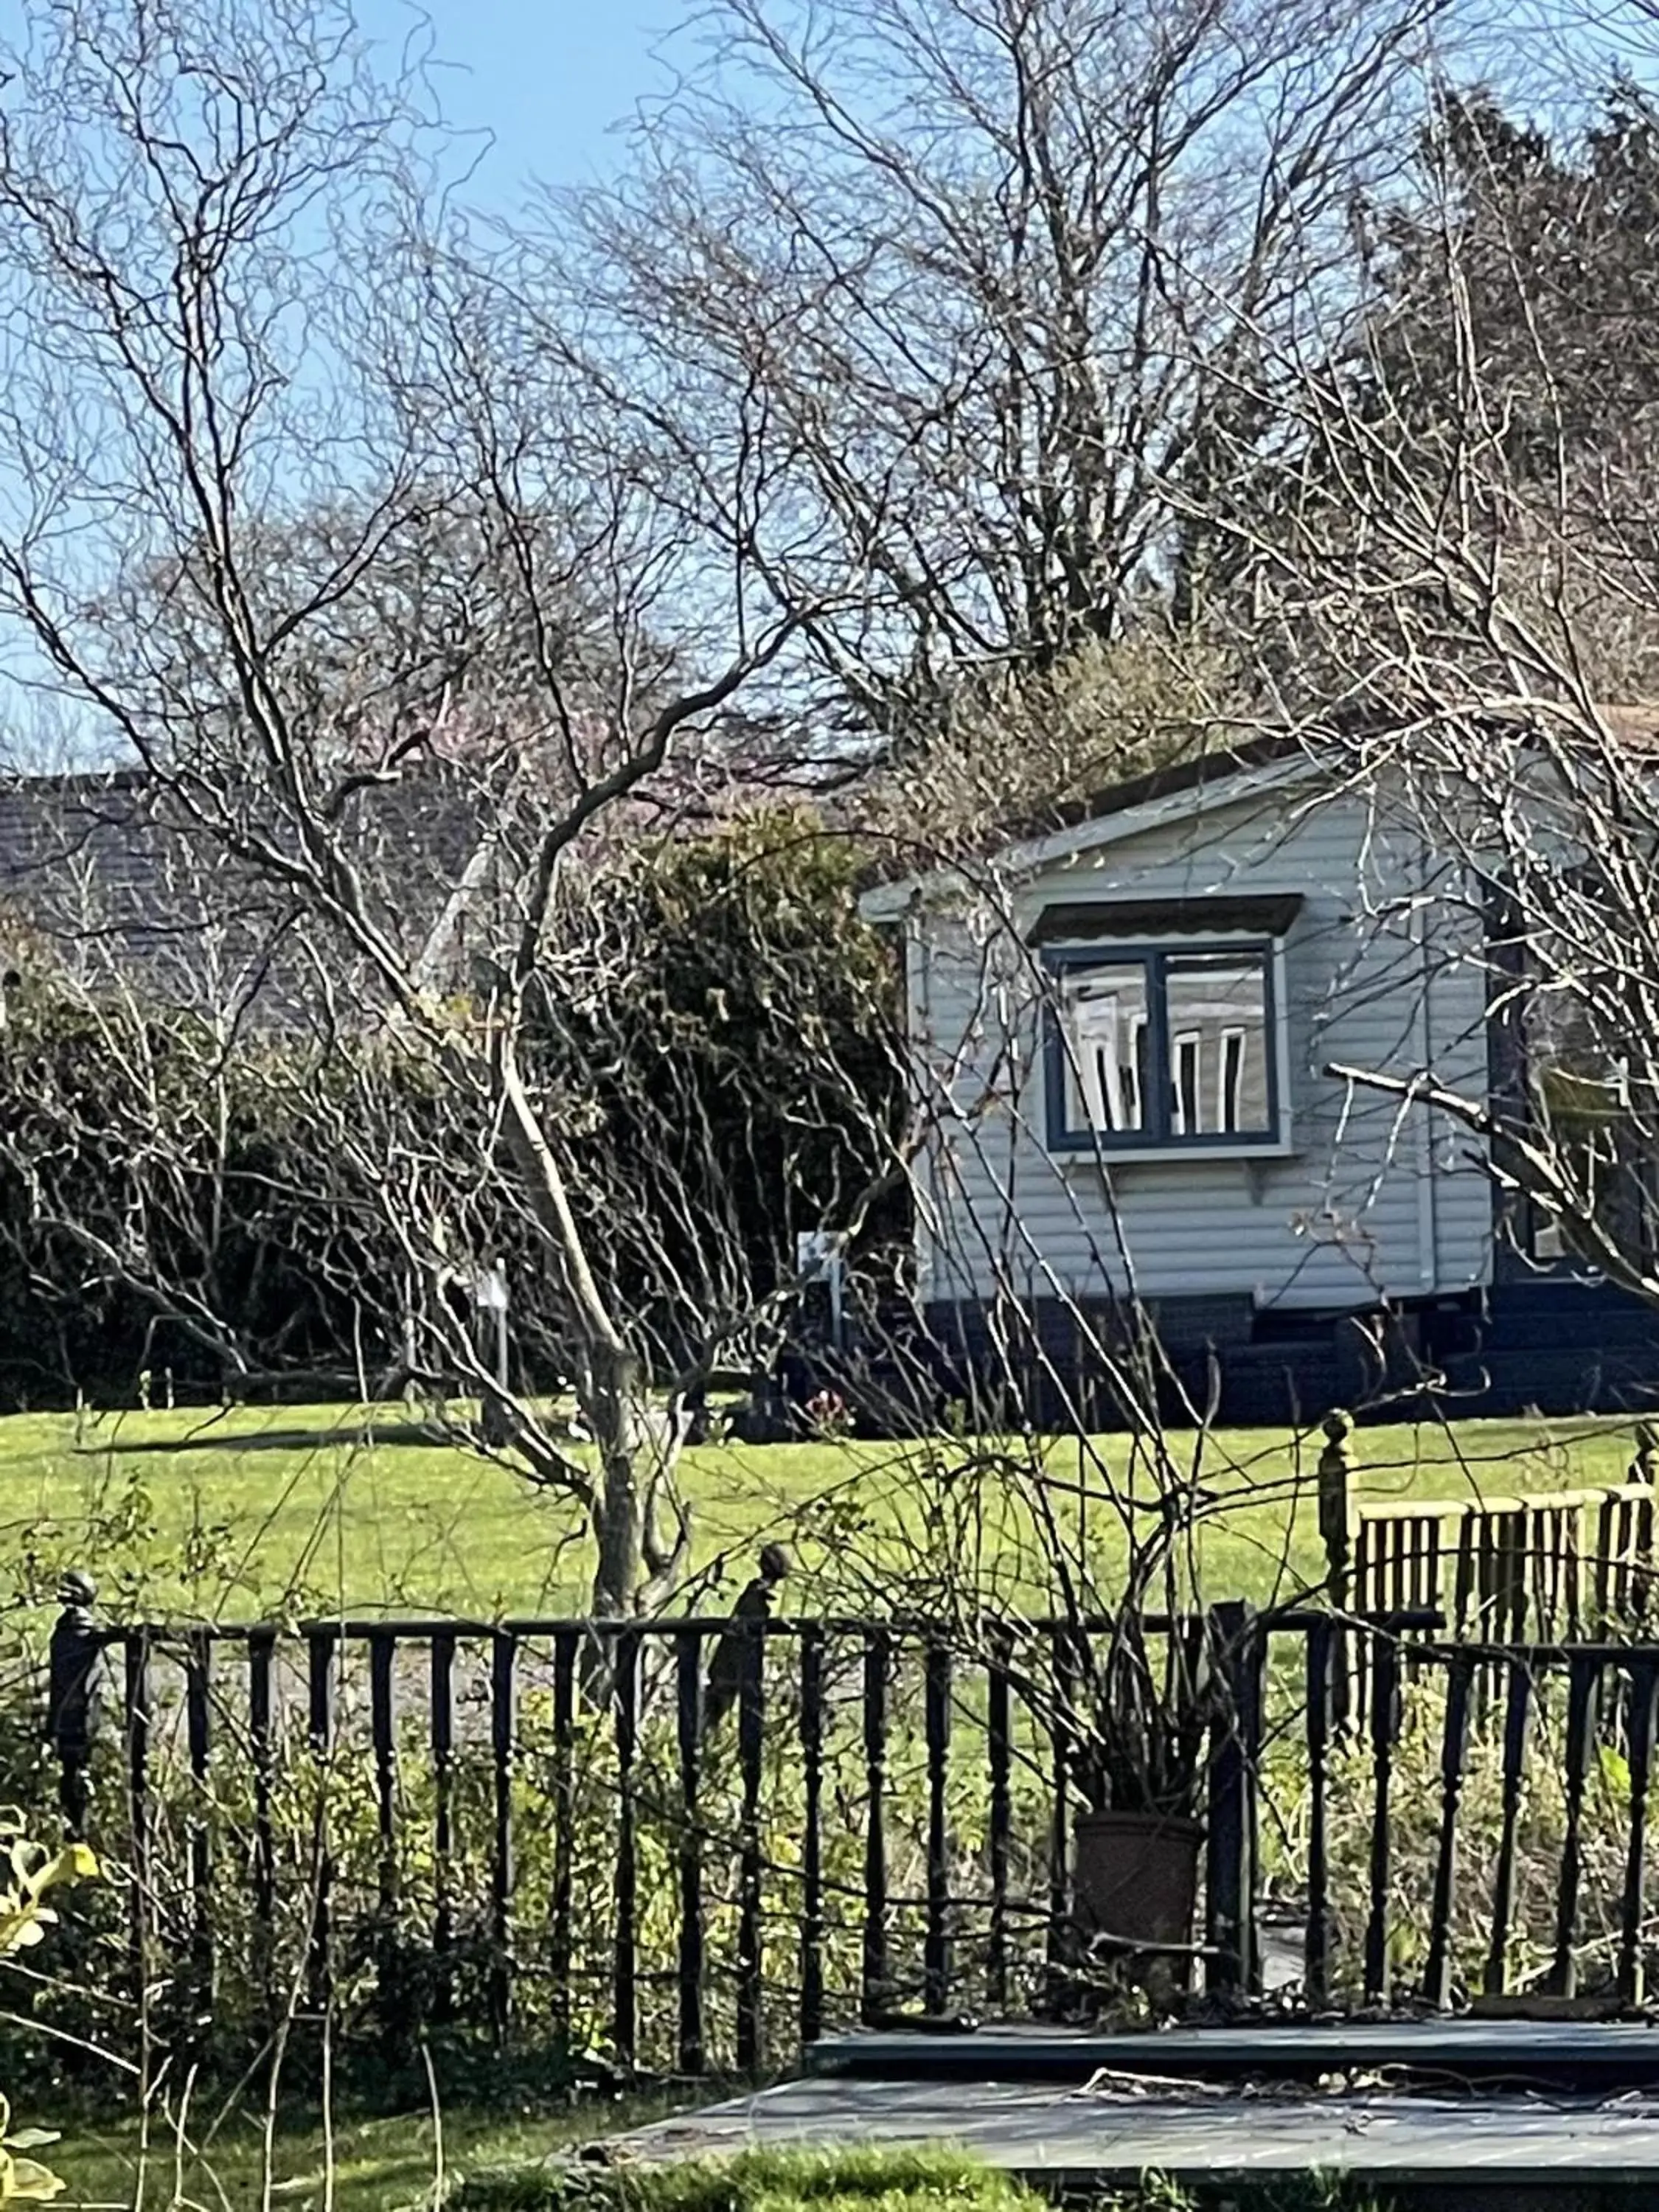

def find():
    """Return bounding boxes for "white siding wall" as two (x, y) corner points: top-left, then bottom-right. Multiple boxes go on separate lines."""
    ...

(909, 779), (1494, 1311)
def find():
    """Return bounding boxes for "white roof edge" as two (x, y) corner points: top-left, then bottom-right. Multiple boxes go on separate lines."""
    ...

(858, 748), (1326, 922)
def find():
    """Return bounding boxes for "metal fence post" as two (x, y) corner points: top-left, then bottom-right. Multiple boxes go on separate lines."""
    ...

(46, 1571), (102, 1840)
(1319, 1412), (1355, 1728)
(1206, 1600), (1262, 1997)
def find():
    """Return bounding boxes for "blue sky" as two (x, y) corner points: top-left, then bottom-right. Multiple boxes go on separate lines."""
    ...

(355, 0), (674, 208)
(0, 0), (675, 206)
(0, 0), (679, 754)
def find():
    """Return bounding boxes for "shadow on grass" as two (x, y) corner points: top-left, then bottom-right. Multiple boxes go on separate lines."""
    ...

(77, 1421), (446, 1458)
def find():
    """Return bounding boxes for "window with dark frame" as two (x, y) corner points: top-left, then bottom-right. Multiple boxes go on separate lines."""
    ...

(1046, 942), (1279, 1152)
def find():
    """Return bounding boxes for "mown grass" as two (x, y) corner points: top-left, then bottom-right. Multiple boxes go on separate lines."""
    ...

(0, 1400), (1646, 1621)
(446, 2145), (1050, 2212)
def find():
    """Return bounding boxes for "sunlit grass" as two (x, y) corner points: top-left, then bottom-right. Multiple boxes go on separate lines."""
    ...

(52, 2093), (695, 2212)
(0, 1401), (1644, 1624)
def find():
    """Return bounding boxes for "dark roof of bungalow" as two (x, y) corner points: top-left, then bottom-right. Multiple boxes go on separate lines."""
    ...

(0, 766), (495, 1020)
(0, 741), (804, 1018)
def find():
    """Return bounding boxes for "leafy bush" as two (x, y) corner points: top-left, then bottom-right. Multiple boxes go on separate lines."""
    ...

(0, 966), (428, 1408)
(0, 811), (903, 1409)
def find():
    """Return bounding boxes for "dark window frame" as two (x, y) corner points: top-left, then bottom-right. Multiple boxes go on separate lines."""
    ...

(1042, 939), (1284, 1154)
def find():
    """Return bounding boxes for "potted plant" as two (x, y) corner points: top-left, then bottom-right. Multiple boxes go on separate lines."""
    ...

(801, 1362), (1253, 1989)
(991, 1424), (1244, 1981)
(1060, 1608), (1217, 1967)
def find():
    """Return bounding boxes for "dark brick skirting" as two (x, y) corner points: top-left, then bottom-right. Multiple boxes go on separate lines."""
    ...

(922, 1281), (1659, 1427)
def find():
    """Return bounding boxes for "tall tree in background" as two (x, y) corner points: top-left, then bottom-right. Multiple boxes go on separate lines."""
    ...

(1358, 80), (1659, 699)
(557, 0), (1450, 777)
(1189, 73), (1659, 700)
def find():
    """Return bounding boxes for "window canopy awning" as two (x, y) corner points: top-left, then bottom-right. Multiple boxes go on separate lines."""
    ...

(1028, 894), (1304, 944)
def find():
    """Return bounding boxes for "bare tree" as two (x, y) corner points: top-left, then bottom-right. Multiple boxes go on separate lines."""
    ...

(0, 0), (1576, 1624)
(556, 0), (1452, 747)
(0, 0), (904, 1615)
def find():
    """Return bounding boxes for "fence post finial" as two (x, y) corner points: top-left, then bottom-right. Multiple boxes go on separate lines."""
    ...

(705, 1544), (791, 1731)
(1318, 1409), (1356, 1606)
(45, 1568), (102, 1840)
(1632, 1422), (1658, 1487)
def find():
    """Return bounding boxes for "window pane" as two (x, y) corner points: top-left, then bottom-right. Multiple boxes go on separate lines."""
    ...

(1059, 963), (1149, 1134)
(1164, 953), (1271, 1135)
(1171, 1031), (1203, 1136)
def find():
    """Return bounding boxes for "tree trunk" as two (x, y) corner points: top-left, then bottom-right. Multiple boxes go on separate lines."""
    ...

(490, 1036), (687, 1618)
(588, 1340), (647, 1618)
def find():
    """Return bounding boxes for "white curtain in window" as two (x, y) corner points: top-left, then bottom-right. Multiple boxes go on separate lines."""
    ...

(1066, 990), (1124, 1130)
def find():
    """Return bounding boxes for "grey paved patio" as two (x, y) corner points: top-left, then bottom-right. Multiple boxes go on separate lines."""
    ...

(615, 2073), (1659, 2192)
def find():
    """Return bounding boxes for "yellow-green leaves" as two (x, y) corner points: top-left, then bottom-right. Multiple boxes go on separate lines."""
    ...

(0, 1825), (98, 1961)
(0, 2103), (63, 2203)
(0, 1818), (97, 2205)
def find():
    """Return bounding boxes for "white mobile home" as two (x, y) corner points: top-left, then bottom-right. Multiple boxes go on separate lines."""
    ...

(862, 740), (1617, 1420)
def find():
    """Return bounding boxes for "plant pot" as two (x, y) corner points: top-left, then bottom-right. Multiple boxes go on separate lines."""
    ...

(1071, 1809), (1204, 1960)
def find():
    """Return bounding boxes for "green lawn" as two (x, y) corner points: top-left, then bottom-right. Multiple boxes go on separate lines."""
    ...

(51, 2118), (1367, 2212)
(0, 1402), (1647, 1623)
(51, 2095), (697, 2212)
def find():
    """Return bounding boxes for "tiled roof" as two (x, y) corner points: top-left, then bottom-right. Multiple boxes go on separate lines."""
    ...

(0, 745), (804, 1019)
(0, 768), (495, 1020)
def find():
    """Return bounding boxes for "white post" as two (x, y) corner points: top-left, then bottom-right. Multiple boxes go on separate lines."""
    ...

(474, 1263), (511, 1387)
(796, 1231), (843, 1349)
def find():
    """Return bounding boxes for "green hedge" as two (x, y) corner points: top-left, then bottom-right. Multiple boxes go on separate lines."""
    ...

(0, 811), (903, 1408)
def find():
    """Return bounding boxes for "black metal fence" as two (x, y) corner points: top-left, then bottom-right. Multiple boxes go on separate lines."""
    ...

(35, 1604), (1659, 2075)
